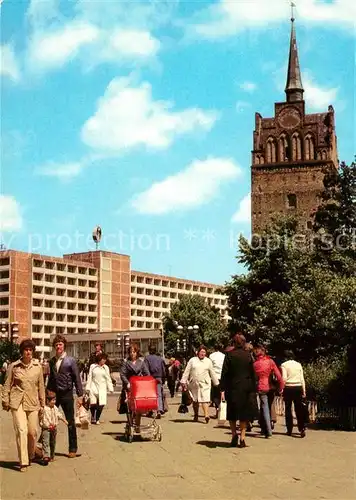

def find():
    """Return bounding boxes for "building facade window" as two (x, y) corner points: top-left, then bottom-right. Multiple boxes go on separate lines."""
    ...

(266, 138), (277, 163)
(292, 133), (302, 160)
(278, 134), (289, 162)
(287, 193), (297, 209)
(304, 135), (315, 160)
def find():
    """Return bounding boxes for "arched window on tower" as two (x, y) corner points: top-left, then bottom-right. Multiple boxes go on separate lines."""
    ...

(266, 138), (277, 163)
(279, 134), (289, 162)
(305, 134), (315, 160)
(292, 133), (302, 160)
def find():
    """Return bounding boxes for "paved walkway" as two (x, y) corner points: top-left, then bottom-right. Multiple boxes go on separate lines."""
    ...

(1, 394), (355, 500)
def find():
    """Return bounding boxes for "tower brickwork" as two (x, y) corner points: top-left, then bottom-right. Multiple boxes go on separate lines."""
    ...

(251, 16), (338, 234)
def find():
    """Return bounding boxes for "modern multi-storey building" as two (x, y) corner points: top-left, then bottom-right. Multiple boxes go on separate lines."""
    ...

(0, 249), (227, 358)
(130, 270), (227, 330)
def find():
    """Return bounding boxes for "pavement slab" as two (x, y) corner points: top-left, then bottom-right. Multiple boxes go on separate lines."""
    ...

(1, 393), (355, 500)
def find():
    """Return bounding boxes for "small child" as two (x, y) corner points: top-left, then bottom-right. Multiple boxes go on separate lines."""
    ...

(40, 395), (68, 465)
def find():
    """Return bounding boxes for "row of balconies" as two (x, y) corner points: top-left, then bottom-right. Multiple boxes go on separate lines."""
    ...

(32, 285), (98, 298)
(32, 317), (97, 327)
(33, 260), (97, 276)
(131, 276), (216, 294)
(130, 320), (162, 330)
(33, 278), (97, 289)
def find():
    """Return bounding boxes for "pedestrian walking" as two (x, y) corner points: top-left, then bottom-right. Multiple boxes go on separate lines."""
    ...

(47, 334), (83, 458)
(89, 343), (105, 367)
(281, 350), (307, 438)
(180, 345), (219, 423)
(145, 345), (167, 417)
(220, 334), (258, 448)
(120, 344), (149, 433)
(253, 344), (284, 438)
(86, 353), (113, 425)
(1, 339), (45, 472)
(40, 393), (68, 465)
(167, 358), (179, 398)
(209, 344), (225, 418)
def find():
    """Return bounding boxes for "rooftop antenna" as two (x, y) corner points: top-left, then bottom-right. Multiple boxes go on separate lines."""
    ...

(92, 226), (102, 250)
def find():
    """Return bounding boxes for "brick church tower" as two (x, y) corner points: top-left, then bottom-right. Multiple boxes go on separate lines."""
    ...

(251, 14), (338, 234)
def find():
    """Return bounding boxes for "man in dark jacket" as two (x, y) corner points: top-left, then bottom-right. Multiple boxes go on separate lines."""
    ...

(47, 334), (83, 457)
(145, 345), (166, 417)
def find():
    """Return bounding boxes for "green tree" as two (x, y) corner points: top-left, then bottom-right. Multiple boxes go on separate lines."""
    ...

(224, 211), (356, 362)
(162, 294), (228, 356)
(0, 339), (20, 365)
(313, 160), (356, 275)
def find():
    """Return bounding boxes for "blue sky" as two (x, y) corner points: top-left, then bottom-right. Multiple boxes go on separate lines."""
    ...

(1, 0), (355, 285)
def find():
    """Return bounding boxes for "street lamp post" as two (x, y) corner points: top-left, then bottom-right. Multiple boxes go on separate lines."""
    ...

(174, 322), (199, 360)
(0, 321), (19, 361)
(116, 332), (130, 360)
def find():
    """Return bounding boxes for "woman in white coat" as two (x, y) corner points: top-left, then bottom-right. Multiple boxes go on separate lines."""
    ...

(86, 353), (113, 424)
(181, 345), (219, 423)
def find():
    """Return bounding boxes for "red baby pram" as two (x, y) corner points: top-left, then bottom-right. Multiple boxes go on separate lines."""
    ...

(124, 376), (162, 443)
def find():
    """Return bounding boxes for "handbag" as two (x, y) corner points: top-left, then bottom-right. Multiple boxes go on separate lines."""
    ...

(117, 389), (128, 414)
(218, 400), (227, 424)
(181, 390), (192, 407)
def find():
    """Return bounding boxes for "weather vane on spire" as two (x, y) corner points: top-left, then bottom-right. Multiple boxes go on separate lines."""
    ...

(291, 1), (296, 22)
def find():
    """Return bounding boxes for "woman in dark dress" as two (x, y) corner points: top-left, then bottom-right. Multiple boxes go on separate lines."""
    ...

(220, 333), (257, 448)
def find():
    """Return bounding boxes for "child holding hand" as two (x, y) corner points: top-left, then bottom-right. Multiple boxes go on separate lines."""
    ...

(41, 394), (68, 465)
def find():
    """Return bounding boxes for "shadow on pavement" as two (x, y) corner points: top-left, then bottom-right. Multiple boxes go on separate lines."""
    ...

(109, 420), (126, 424)
(170, 419), (204, 424)
(0, 460), (19, 471)
(196, 440), (231, 448)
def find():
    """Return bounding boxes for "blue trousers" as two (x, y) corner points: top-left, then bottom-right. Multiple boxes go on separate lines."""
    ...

(259, 392), (272, 436)
(156, 382), (164, 413)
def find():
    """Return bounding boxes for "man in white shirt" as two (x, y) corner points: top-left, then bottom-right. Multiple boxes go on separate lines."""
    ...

(281, 350), (306, 438)
(209, 345), (225, 417)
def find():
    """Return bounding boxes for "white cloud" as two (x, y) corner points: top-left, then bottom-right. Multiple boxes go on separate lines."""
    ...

(131, 158), (241, 215)
(190, 0), (356, 39)
(231, 193), (251, 224)
(240, 81), (257, 93)
(28, 22), (99, 70)
(0, 44), (21, 81)
(303, 76), (339, 111)
(37, 162), (84, 180)
(273, 65), (339, 111)
(108, 29), (160, 58)
(25, 1), (171, 73)
(81, 77), (218, 153)
(0, 196), (23, 232)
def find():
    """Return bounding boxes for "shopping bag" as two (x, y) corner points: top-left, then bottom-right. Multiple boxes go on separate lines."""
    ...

(218, 400), (227, 425)
(77, 406), (90, 430)
(75, 410), (81, 427)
